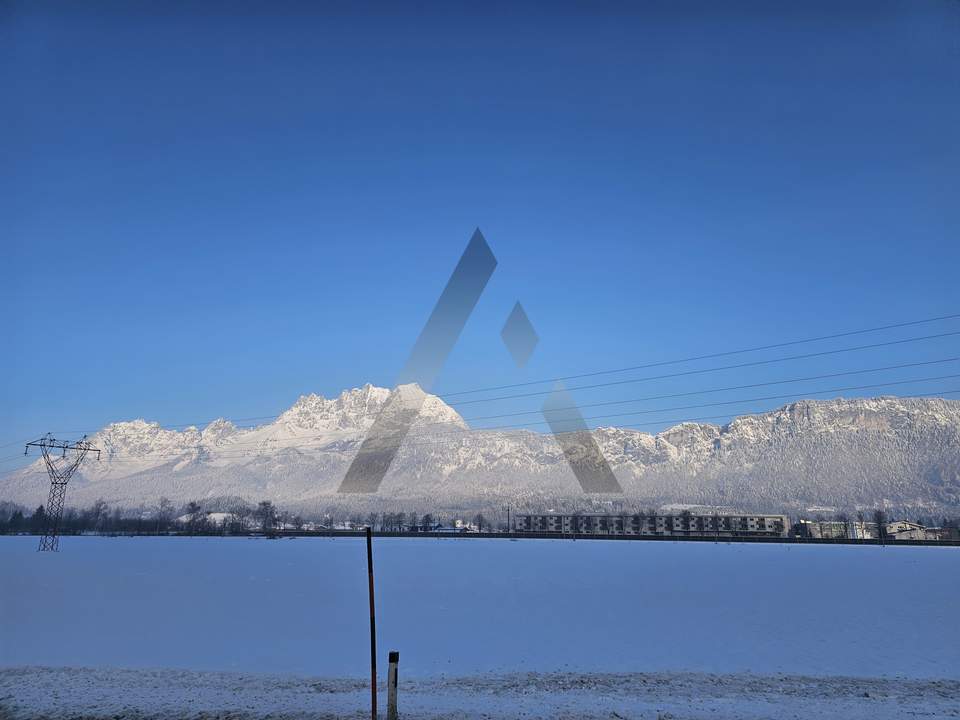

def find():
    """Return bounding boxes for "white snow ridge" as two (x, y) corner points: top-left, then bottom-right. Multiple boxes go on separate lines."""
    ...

(1, 387), (958, 513)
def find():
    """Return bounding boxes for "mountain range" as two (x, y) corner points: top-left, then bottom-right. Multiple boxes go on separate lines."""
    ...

(2, 385), (959, 515)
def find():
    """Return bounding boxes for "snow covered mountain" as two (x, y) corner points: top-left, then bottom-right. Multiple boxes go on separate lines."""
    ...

(2, 385), (959, 514)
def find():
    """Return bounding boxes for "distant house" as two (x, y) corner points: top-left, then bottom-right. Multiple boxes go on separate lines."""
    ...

(405, 522), (445, 533)
(795, 519), (879, 540)
(886, 520), (934, 541)
(174, 511), (233, 526)
(886, 520), (923, 535)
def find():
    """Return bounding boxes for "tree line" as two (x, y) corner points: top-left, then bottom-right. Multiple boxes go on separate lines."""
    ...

(2, 498), (956, 538)
(0, 499), (494, 536)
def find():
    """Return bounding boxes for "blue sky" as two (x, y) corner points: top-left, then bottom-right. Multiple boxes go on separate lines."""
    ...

(2, 1), (959, 467)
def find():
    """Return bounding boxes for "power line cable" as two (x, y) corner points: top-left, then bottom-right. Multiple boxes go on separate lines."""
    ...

(317, 374), (960, 437)
(100, 362), (960, 451)
(464, 356), (960, 421)
(21, 351), (960, 443)
(438, 312), (960, 397)
(447, 330), (960, 406)
(8, 313), (958, 444)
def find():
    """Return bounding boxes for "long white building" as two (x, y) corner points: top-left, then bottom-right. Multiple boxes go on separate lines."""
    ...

(514, 513), (790, 538)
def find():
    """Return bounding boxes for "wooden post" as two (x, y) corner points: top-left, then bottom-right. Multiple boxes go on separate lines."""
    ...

(366, 527), (377, 720)
(387, 650), (399, 720)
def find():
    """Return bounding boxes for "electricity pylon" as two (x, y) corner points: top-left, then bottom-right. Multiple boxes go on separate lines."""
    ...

(25, 434), (100, 551)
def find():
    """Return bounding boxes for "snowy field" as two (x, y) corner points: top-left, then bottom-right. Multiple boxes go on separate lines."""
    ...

(1, 536), (958, 718)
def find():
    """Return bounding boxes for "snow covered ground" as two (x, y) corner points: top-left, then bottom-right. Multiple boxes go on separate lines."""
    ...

(1, 536), (958, 718)
(3, 666), (959, 719)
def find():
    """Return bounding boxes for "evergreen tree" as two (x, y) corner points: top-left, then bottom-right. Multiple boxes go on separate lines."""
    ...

(30, 505), (46, 534)
(9, 510), (25, 533)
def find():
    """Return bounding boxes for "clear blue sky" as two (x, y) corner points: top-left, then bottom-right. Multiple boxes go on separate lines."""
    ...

(2, 1), (959, 465)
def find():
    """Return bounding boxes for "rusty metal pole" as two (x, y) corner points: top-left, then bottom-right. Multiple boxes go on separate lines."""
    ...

(366, 526), (378, 720)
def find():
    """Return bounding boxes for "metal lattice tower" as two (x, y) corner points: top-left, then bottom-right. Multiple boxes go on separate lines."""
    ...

(25, 434), (100, 552)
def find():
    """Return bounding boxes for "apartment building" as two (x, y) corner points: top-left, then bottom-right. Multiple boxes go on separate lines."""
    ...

(514, 513), (789, 537)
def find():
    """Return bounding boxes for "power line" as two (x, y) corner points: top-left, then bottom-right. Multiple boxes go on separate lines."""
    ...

(319, 374), (960, 437)
(577, 375), (960, 426)
(4, 315), (958, 455)
(463, 356), (960, 421)
(437, 389), (960, 440)
(438, 312), (960, 397)
(83, 357), (960, 449)
(0, 439), (32, 450)
(15, 369), (960, 462)
(447, 330), (960, 406)
(45, 416), (280, 437)
(602, 389), (960, 434)
(15, 353), (960, 446)
(9, 312), (959, 440)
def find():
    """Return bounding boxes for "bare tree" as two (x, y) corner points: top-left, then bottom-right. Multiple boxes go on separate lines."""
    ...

(873, 509), (888, 545)
(85, 499), (109, 532)
(185, 501), (204, 535)
(256, 501), (277, 534)
(156, 496), (174, 533)
(229, 504), (251, 533)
